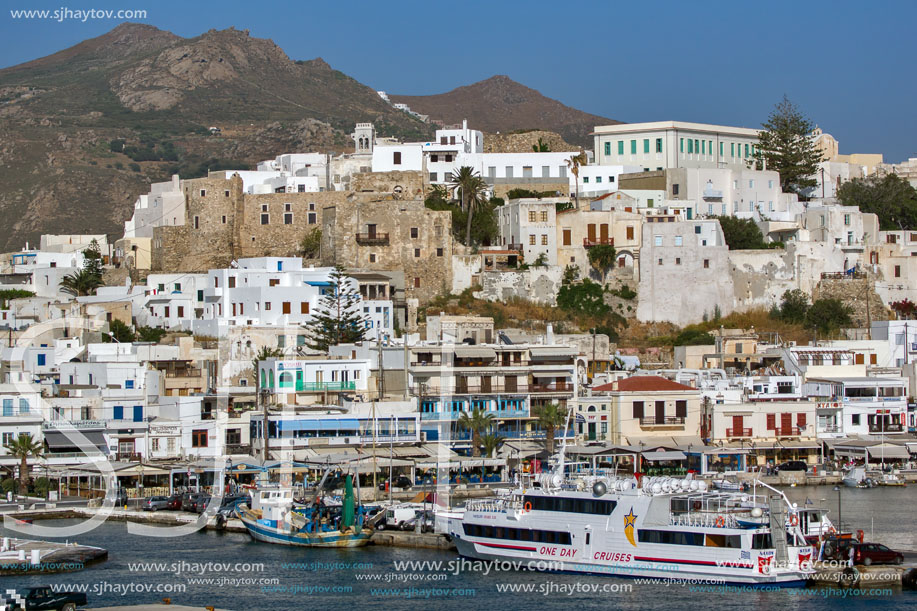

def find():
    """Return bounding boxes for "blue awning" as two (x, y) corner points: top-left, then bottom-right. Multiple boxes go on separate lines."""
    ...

(305, 281), (333, 287)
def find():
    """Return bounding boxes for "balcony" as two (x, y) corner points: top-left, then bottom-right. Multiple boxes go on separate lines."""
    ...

(164, 368), (202, 378)
(640, 416), (686, 426)
(283, 381), (357, 392)
(726, 427), (752, 438)
(869, 422), (904, 433)
(355, 232), (389, 246)
(819, 425), (841, 433)
(506, 243), (523, 251)
(531, 383), (572, 393)
(583, 237), (614, 248)
(415, 384), (532, 395)
(774, 426), (802, 437)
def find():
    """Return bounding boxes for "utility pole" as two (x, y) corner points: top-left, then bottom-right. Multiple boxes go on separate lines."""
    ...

(371, 399), (378, 501)
(260, 387), (270, 462)
(378, 335), (385, 400)
(865, 274), (872, 340)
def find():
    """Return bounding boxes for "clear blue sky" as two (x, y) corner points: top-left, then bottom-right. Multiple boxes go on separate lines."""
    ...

(2, 0), (915, 162)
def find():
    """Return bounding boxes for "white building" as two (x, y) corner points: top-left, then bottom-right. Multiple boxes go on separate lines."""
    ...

(193, 258), (393, 340)
(593, 121), (761, 171)
(123, 175), (186, 239)
(497, 199), (559, 266)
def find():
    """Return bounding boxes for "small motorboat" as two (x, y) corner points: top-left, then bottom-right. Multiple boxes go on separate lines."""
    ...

(877, 473), (906, 487)
(842, 468), (875, 488)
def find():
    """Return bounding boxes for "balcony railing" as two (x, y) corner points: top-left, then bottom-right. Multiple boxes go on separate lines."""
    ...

(726, 427), (752, 438)
(275, 381), (357, 392)
(869, 422), (904, 433)
(506, 243), (523, 251)
(355, 232), (389, 245)
(819, 425), (841, 433)
(640, 416), (686, 426)
(415, 384), (571, 395)
(164, 369), (202, 378)
(583, 237), (614, 248)
(774, 426), (802, 437)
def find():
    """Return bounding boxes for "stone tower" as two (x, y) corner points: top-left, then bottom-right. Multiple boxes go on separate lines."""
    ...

(352, 123), (375, 155)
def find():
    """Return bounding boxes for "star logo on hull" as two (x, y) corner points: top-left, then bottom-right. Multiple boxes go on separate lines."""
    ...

(624, 508), (637, 546)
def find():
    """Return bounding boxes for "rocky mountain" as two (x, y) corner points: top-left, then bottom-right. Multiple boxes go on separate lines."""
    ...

(0, 24), (432, 251)
(390, 75), (620, 148)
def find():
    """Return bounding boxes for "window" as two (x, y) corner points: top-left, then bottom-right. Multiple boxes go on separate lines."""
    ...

(680, 138), (684, 153)
(226, 428), (241, 445)
(37, 354), (46, 366)
(604, 142), (611, 156)
(369, 254), (376, 263)
(768, 180), (774, 189)
(200, 189), (206, 197)
(133, 405), (143, 422)
(261, 213), (269, 225)
(658, 258), (663, 265)
(694, 139), (699, 154)
(630, 140), (637, 154)
(414, 277), (421, 288)
(542, 166), (550, 178)
(125, 379), (135, 389)
(643, 139), (650, 153)
(282, 302), (291, 314)
(221, 215), (226, 224)
(505, 166), (513, 178)
(431, 154), (438, 163)
(264, 302), (271, 311)
(228, 276), (236, 288)
(852, 414), (860, 426)
(540, 211), (548, 222)
(675, 257), (681, 265)
(618, 141), (624, 155)
(411, 227), (419, 238)
(300, 302), (309, 314)
(192, 430), (208, 448)
(541, 235), (548, 245)
(393, 151), (401, 165)
(701, 140), (706, 155)
(731, 143), (735, 157)
(654, 235), (663, 246)
(647, 198), (654, 208)
(596, 176), (602, 183)
(626, 226), (634, 240)
(656, 138), (663, 153)
(749, 179), (755, 188)
(436, 248), (443, 257)
(675, 236), (683, 246)
(308, 212), (316, 225)
(414, 248), (421, 258)
(283, 213), (292, 225)
(703, 259), (710, 269)
(529, 211), (537, 223)
(429, 172), (437, 182)
(113, 405), (124, 420)
(193, 216), (199, 229)
(583, 177), (590, 184)
(563, 229), (572, 246)
(719, 142), (724, 156)
(673, 183), (680, 196)
(895, 265), (901, 278)
(745, 144), (750, 157)
(844, 214), (851, 226)
(529, 235), (536, 245)
(18, 399), (29, 414)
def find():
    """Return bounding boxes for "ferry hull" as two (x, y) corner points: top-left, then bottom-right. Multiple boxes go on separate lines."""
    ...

(453, 536), (806, 586)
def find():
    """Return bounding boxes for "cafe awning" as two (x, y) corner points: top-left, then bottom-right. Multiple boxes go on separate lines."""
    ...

(866, 445), (910, 460)
(43, 430), (107, 451)
(642, 450), (687, 462)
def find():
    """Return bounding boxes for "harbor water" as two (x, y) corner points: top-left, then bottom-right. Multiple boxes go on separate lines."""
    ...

(2, 485), (916, 609)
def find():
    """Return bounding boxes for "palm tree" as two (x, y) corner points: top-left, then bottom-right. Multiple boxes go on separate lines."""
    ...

(464, 176), (488, 247)
(448, 166), (480, 211)
(60, 268), (104, 297)
(588, 243), (617, 285)
(457, 408), (494, 457)
(481, 433), (504, 458)
(534, 402), (569, 455)
(566, 151), (588, 208)
(4, 434), (43, 496)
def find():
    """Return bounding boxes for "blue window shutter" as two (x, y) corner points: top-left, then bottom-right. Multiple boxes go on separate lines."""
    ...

(37, 354), (46, 366)
(133, 406), (143, 422)
(125, 380), (134, 389)
(114, 406), (124, 420)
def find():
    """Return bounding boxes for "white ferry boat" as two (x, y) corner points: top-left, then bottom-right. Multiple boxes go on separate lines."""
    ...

(450, 450), (815, 586)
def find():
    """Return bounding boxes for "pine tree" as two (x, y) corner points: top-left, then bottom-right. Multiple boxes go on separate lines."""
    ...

(305, 267), (368, 352)
(82, 239), (103, 281)
(755, 96), (824, 197)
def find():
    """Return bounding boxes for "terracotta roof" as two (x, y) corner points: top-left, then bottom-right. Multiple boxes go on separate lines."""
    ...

(593, 376), (695, 393)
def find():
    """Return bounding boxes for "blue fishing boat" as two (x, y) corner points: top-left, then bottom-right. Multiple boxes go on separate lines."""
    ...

(237, 475), (372, 547)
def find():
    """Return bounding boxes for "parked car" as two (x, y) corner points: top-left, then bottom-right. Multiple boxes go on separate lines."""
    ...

(400, 509), (435, 533)
(141, 496), (171, 511)
(192, 494), (212, 513)
(376, 504), (423, 530)
(181, 492), (204, 512)
(8, 586), (87, 611)
(776, 461), (808, 472)
(165, 493), (183, 510)
(840, 541), (904, 566)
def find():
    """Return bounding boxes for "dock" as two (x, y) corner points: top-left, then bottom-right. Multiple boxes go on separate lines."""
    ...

(0, 536), (107, 575)
(809, 561), (913, 588)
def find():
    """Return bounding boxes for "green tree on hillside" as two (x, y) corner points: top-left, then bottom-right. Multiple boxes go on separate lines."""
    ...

(806, 298), (852, 336)
(837, 174), (917, 230)
(566, 151), (587, 207)
(754, 96), (824, 196)
(588, 244), (617, 285)
(715, 216), (770, 250)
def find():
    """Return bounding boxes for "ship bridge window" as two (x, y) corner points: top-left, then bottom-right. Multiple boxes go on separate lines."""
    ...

(638, 530), (705, 546)
(704, 533), (741, 548)
(523, 495), (617, 515)
(752, 533), (772, 549)
(462, 523), (572, 545)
